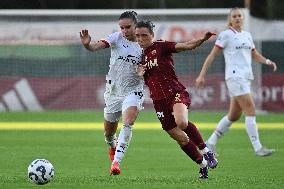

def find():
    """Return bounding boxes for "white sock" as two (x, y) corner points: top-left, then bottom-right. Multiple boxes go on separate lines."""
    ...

(105, 134), (117, 148)
(245, 116), (262, 151)
(208, 116), (232, 145)
(199, 157), (208, 168)
(200, 147), (209, 154)
(113, 124), (133, 164)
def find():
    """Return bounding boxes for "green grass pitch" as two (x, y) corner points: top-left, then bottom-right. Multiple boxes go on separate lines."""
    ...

(0, 111), (283, 189)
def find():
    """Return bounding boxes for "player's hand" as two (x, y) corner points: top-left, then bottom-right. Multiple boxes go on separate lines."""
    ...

(270, 61), (277, 72)
(136, 64), (146, 76)
(203, 32), (217, 41)
(80, 29), (91, 46)
(195, 75), (206, 88)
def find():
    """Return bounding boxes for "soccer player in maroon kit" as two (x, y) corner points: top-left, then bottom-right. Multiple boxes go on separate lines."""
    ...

(135, 21), (218, 179)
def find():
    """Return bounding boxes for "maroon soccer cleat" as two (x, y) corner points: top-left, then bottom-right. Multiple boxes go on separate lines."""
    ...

(110, 161), (121, 176)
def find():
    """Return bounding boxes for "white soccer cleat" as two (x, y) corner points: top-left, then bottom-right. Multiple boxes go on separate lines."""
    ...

(255, 147), (275, 157)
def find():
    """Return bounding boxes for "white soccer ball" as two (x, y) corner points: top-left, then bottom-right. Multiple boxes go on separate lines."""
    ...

(28, 159), (55, 185)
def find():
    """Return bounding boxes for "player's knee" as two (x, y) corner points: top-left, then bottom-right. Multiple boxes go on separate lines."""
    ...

(175, 119), (187, 130)
(173, 134), (189, 146)
(228, 113), (241, 122)
(123, 116), (136, 125)
(122, 110), (138, 125)
(123, 112), (138, 125)
(243, 109), (256, 116)
(228, 117), (239, 122)
(177, 138), (189, 146)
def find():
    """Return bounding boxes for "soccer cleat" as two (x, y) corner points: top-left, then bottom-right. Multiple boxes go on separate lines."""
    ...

(108, 147), (116, 162)
(199, 167), (208, 179)
(110, 161), (121, 176)
(255, 147), (275, 157)
(206, 141), (218, 157)
(204, 151), (218, 169)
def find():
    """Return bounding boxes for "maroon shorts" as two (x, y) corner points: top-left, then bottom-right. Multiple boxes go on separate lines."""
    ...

(153, 90), (191, 131)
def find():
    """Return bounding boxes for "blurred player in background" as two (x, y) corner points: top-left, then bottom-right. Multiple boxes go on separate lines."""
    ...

(80, 11), (144, 175)
(135, 20), (217, 179)
(196, 7), (277, 157)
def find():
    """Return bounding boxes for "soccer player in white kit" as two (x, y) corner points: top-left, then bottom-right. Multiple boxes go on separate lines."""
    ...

(196, 8), (277, 157)
(80, 11), (144, 175)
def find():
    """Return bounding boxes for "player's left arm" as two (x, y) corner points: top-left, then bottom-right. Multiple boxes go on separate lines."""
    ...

(175, 32), (216, 52)
(252, 49), (277, 71)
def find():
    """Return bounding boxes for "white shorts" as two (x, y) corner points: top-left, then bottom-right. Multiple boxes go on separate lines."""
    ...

(226, 77), (251, 97)
(104, 91), (144, 114)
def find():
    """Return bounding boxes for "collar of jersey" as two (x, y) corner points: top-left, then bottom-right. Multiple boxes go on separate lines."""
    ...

(229, 27), (243, 34)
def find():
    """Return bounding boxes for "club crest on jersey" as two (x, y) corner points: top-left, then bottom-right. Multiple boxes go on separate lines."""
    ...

(151, 50), (156, 56)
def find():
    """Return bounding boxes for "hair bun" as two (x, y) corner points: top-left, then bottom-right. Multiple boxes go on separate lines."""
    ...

(131, 11), (138, 16)
(146, 21), (155, 28)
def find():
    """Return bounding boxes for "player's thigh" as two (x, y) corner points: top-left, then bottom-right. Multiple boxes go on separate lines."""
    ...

(122, 92), (144, 113)
(227, 98), (242, 121)
(172, 90), (191, 128)
(226, 78), (251, 97)
(235, 93), (256, 116)
(104, 95), (123, 114)
(166, 127), (189, 146)
(172, 103), (188, 128)
(153, 99), (177, 131)
(122, 92), (144, 124)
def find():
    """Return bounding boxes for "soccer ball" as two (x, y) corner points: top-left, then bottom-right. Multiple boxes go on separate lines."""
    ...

(28, 159), (55, 185)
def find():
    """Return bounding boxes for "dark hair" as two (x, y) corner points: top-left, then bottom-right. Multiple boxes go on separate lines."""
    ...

(135, 21), (155, 34)
(119, 11), (138, 23)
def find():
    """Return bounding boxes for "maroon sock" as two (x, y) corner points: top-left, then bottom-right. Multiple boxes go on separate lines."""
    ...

(180, 140), (203, 164)
(183, 121), (206, 150)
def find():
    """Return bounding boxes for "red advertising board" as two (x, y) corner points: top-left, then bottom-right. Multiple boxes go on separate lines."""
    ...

(0, 74), (283, 112)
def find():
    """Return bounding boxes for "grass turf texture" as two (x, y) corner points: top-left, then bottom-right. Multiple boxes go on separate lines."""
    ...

(0, 111), (283, 189)
(1, 111), (284, 123)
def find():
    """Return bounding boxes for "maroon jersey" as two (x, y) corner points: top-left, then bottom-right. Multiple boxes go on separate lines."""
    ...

(142, 41), (186, 100)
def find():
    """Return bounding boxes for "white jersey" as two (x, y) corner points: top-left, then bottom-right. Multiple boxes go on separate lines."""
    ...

(215, 27), (255, 80)
(101, 32), (143, 96)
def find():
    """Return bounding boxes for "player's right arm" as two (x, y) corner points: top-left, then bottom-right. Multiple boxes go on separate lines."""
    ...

(175, 32), (216, 52)
(80, 29), (107, 52)
(195, 46), (222, 88)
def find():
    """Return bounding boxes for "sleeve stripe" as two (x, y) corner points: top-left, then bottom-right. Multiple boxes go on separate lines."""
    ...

(215, 44), (223, 49)
(100, 40), (110, 48)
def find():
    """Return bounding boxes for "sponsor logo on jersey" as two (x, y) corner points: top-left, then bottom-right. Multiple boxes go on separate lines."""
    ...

(235, 42), (252, 50)
(175, 93), (181, 102)
(118, 54), (140, 65)
(156, 111), (164, 119)
(144, 58), (158, 69)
